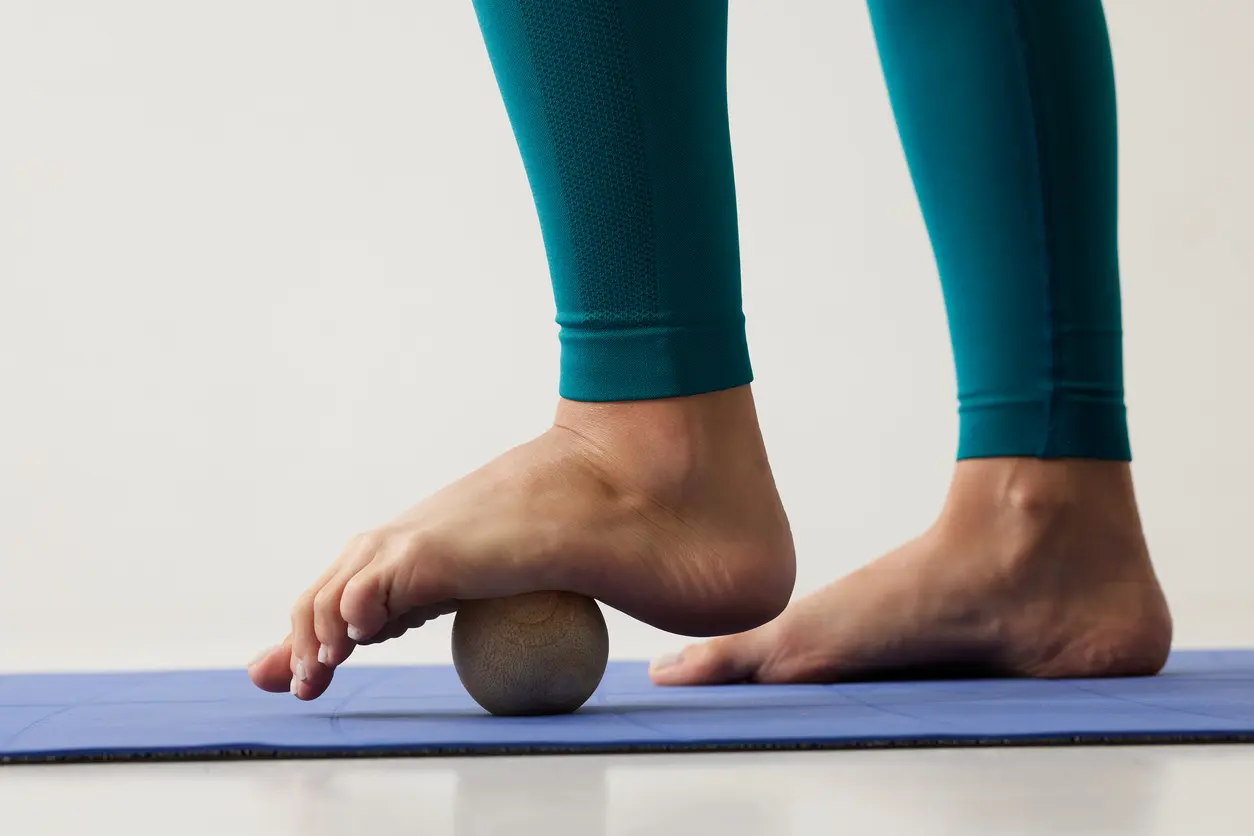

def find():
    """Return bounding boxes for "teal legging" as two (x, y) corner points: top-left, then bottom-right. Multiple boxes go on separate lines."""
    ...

(471, 0), (1131, 461)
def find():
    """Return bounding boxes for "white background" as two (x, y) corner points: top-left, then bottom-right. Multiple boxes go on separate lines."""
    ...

(2, 0), (1251, 673)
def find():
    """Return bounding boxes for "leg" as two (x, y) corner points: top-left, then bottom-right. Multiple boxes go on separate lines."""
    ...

(250, 0), (796, 699)
(652, 0), (1172, 685)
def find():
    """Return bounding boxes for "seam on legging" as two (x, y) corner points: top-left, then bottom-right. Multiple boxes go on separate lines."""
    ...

(1006, 0), (1059, 458)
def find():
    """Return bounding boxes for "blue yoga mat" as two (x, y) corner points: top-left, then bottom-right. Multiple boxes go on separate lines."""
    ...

(4, 650), (1254, 763)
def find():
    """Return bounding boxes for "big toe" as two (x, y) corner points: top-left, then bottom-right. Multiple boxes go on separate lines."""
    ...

(649, 631), (769, 686)
(248, 642), (294, 693)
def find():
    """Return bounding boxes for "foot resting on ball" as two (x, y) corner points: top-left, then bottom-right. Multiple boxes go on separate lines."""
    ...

(248, 386), (797, 700)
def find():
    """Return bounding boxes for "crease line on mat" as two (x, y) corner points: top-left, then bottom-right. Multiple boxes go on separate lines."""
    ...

(824, 687), (952, 730)
(1062, 681), (1250, 725)
(818, 680), (1078, 710)
(590, 690), (684, 742)
(1, 682), (125, 752)
(326, 669), (408, 741)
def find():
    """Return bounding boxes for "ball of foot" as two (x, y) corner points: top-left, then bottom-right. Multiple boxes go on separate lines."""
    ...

(452, 591), (609, 716)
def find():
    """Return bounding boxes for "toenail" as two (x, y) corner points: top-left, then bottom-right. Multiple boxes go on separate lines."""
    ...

(347, 625), (368, 643)
(317, 645), (332, 667)
(294, 659), (308, 682)
(651, 652), (683, 671)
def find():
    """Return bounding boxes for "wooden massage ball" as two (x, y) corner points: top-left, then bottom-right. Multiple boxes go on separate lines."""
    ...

(451, 591), (610, 716)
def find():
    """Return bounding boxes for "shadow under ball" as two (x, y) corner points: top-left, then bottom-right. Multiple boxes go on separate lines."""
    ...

(451, 591), (610, 716)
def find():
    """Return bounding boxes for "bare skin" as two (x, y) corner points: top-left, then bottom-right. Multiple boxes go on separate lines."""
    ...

(249, 385), (797, 700)
(650, 457), (1173, 685)
(250, 387), (1173, 699)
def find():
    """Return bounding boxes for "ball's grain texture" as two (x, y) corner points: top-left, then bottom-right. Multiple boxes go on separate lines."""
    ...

(451, 591), (609, 716)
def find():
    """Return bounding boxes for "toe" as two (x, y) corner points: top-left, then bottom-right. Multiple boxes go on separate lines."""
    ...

(289, 591), (333, 700)
(313, 579), (355, 670)
(340, 532), (449, 643)
(649, 631), (768, 686)
(248, 639), (295, 693)
(313, 537), (383, 668)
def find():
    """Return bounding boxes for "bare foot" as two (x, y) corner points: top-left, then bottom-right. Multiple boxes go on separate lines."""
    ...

(249, 385), (795, 699)
(650, 458), (1172, 685)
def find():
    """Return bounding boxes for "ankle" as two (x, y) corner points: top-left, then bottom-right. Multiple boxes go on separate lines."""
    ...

(554, 386), (795, 629)
(552, 386), (770, 491)
(944, 458), (1139, 520)
(934, 458), (1148, 580)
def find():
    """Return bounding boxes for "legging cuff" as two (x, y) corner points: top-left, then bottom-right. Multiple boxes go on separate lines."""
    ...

(957, 394), (1131, 460)
(557, 317), (752, 402)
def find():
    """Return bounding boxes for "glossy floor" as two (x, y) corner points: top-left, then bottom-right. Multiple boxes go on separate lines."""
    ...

(4, 744), (1250, 835)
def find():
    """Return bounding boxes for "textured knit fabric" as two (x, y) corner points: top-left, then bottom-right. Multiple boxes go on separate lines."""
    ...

(869, 0), (1131, 460)
(473, 0), (1132, 461)
(472, 0), (750, 401)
